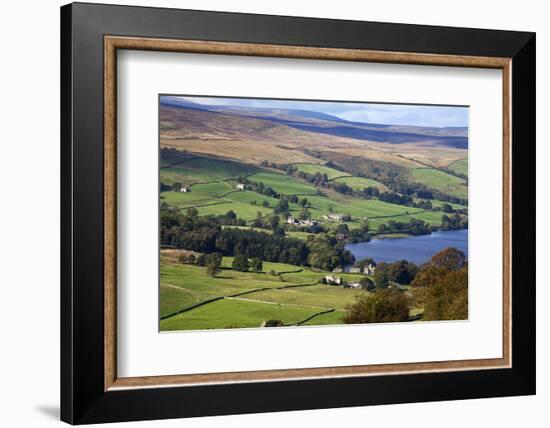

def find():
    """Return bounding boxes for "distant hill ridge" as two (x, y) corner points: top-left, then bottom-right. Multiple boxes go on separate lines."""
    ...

(160, 96), (468, 149)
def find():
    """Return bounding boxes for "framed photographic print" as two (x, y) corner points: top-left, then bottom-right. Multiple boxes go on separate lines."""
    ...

(61, 2), (536, 424)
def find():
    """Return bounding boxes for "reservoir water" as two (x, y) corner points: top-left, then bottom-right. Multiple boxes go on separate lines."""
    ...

(345, 229), (468, 265)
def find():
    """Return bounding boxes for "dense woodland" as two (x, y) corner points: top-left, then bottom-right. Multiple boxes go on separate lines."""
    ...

(161, 207), (355, 271)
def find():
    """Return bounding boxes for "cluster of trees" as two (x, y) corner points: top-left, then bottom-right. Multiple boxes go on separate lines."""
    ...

(440, 214), (468, 231)
(306, 234), (355, 271)
(161, 207), (355, 269)
(215, 210), (247, 227)
(178, 251), (222, 277)
(376, 218), (432, 236)
(411, 247), (468, 320)
(373, 259), (419, 288)
(250, 212), (285, 236)
(232, 254), (263, 273)
(344, 289), (410, 324)
(239, 177), (280, 199)
(334, 221), (371, 243)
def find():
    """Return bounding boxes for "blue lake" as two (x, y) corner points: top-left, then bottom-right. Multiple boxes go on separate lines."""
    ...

(345, 229), (468, 265)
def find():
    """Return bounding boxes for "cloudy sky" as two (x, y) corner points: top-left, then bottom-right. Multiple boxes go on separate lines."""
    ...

(180, 96), (468, 128)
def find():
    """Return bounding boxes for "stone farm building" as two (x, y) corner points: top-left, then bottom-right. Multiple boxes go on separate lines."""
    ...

(324, 275), (343, 285)
(322, 213), (344, 222)
(286, 216), (318, 227)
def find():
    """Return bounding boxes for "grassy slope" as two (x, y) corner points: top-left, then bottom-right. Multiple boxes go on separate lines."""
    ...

(332, 176), (387, 191)
(409, 168), (467, 199)
(161, 152), (459, 228)
(160, 298), (322, 331)
(248, 172), (318, 195)
(159, 259), (372, 331)
(447, 158), (468, 175)
(249, 285), (365, 311)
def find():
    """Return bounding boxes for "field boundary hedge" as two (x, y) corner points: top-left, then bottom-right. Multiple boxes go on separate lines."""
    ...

(160, 296), (224, 320)
(289, 308), (336, 326)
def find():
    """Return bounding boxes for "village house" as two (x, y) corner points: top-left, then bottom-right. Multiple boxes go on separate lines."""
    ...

(286, 216), (318, 227)
(322, 213), (345, 222)
(235, 183), (245, 191)
(180, 186), (190, 193)
(324, 275), (343, 285)
(349, 263), (376, 275)
(364, 263), (376, 275)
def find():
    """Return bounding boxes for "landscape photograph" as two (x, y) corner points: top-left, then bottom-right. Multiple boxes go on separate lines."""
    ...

(159, 95), (469, 332)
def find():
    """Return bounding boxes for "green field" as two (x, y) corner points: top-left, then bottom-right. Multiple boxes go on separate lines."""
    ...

(161, 154), (465, 230)
(306, 194), (420, 220)
(190, 181), (234, 196)
(160, 298), (325, 331)
(248, 172), (318, 195)
(224, 190), (279, 207)
(293, 163), (351, 180)
(250, 285), (365, 310)
(196, 201), (272, 220)
(159, 258), (374, 331)
(409, 168), (468, 199)
(160, 155), (259, 186)
(332, 176), (387, 191)
(448, 158), (468, 176)
(160, 167), (221, 186)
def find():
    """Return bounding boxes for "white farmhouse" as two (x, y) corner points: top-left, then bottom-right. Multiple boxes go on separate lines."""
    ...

(180, 186), (190, 193)
(236, 183), (245, 191)
(324, 275), (343, 285)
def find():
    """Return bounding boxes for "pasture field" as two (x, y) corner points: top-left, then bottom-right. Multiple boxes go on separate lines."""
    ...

(332, 176), (387, 191)
(224, 190), (280, 207)
(220, 257), (303, 275)
(160, 298), (323, 331)
(249, 285), (365, 311)
(306, 194), (421, 220)
(160, 263), (286, 306)
(189, 181), (234, 196)
(196, 200), (272, 220)
(248, 172), (318, 195)
(160, 153), (258, 181)
(160, 167), (221, 185)
(160, 284), (201, 318)
(409, 168), (468, 198)
(159, 259), (373, 330)
(448, 158), (468, 175)
(293, 163), (350, 180)
(161, 191), (219, 208)
(221, 226), (312, 241)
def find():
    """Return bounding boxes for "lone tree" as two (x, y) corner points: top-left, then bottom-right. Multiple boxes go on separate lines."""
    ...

(205, 252), (222, 277)
(232, 254), (250, 272)
(251, 257), (263, 273)
(344, 289), (410, 324)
